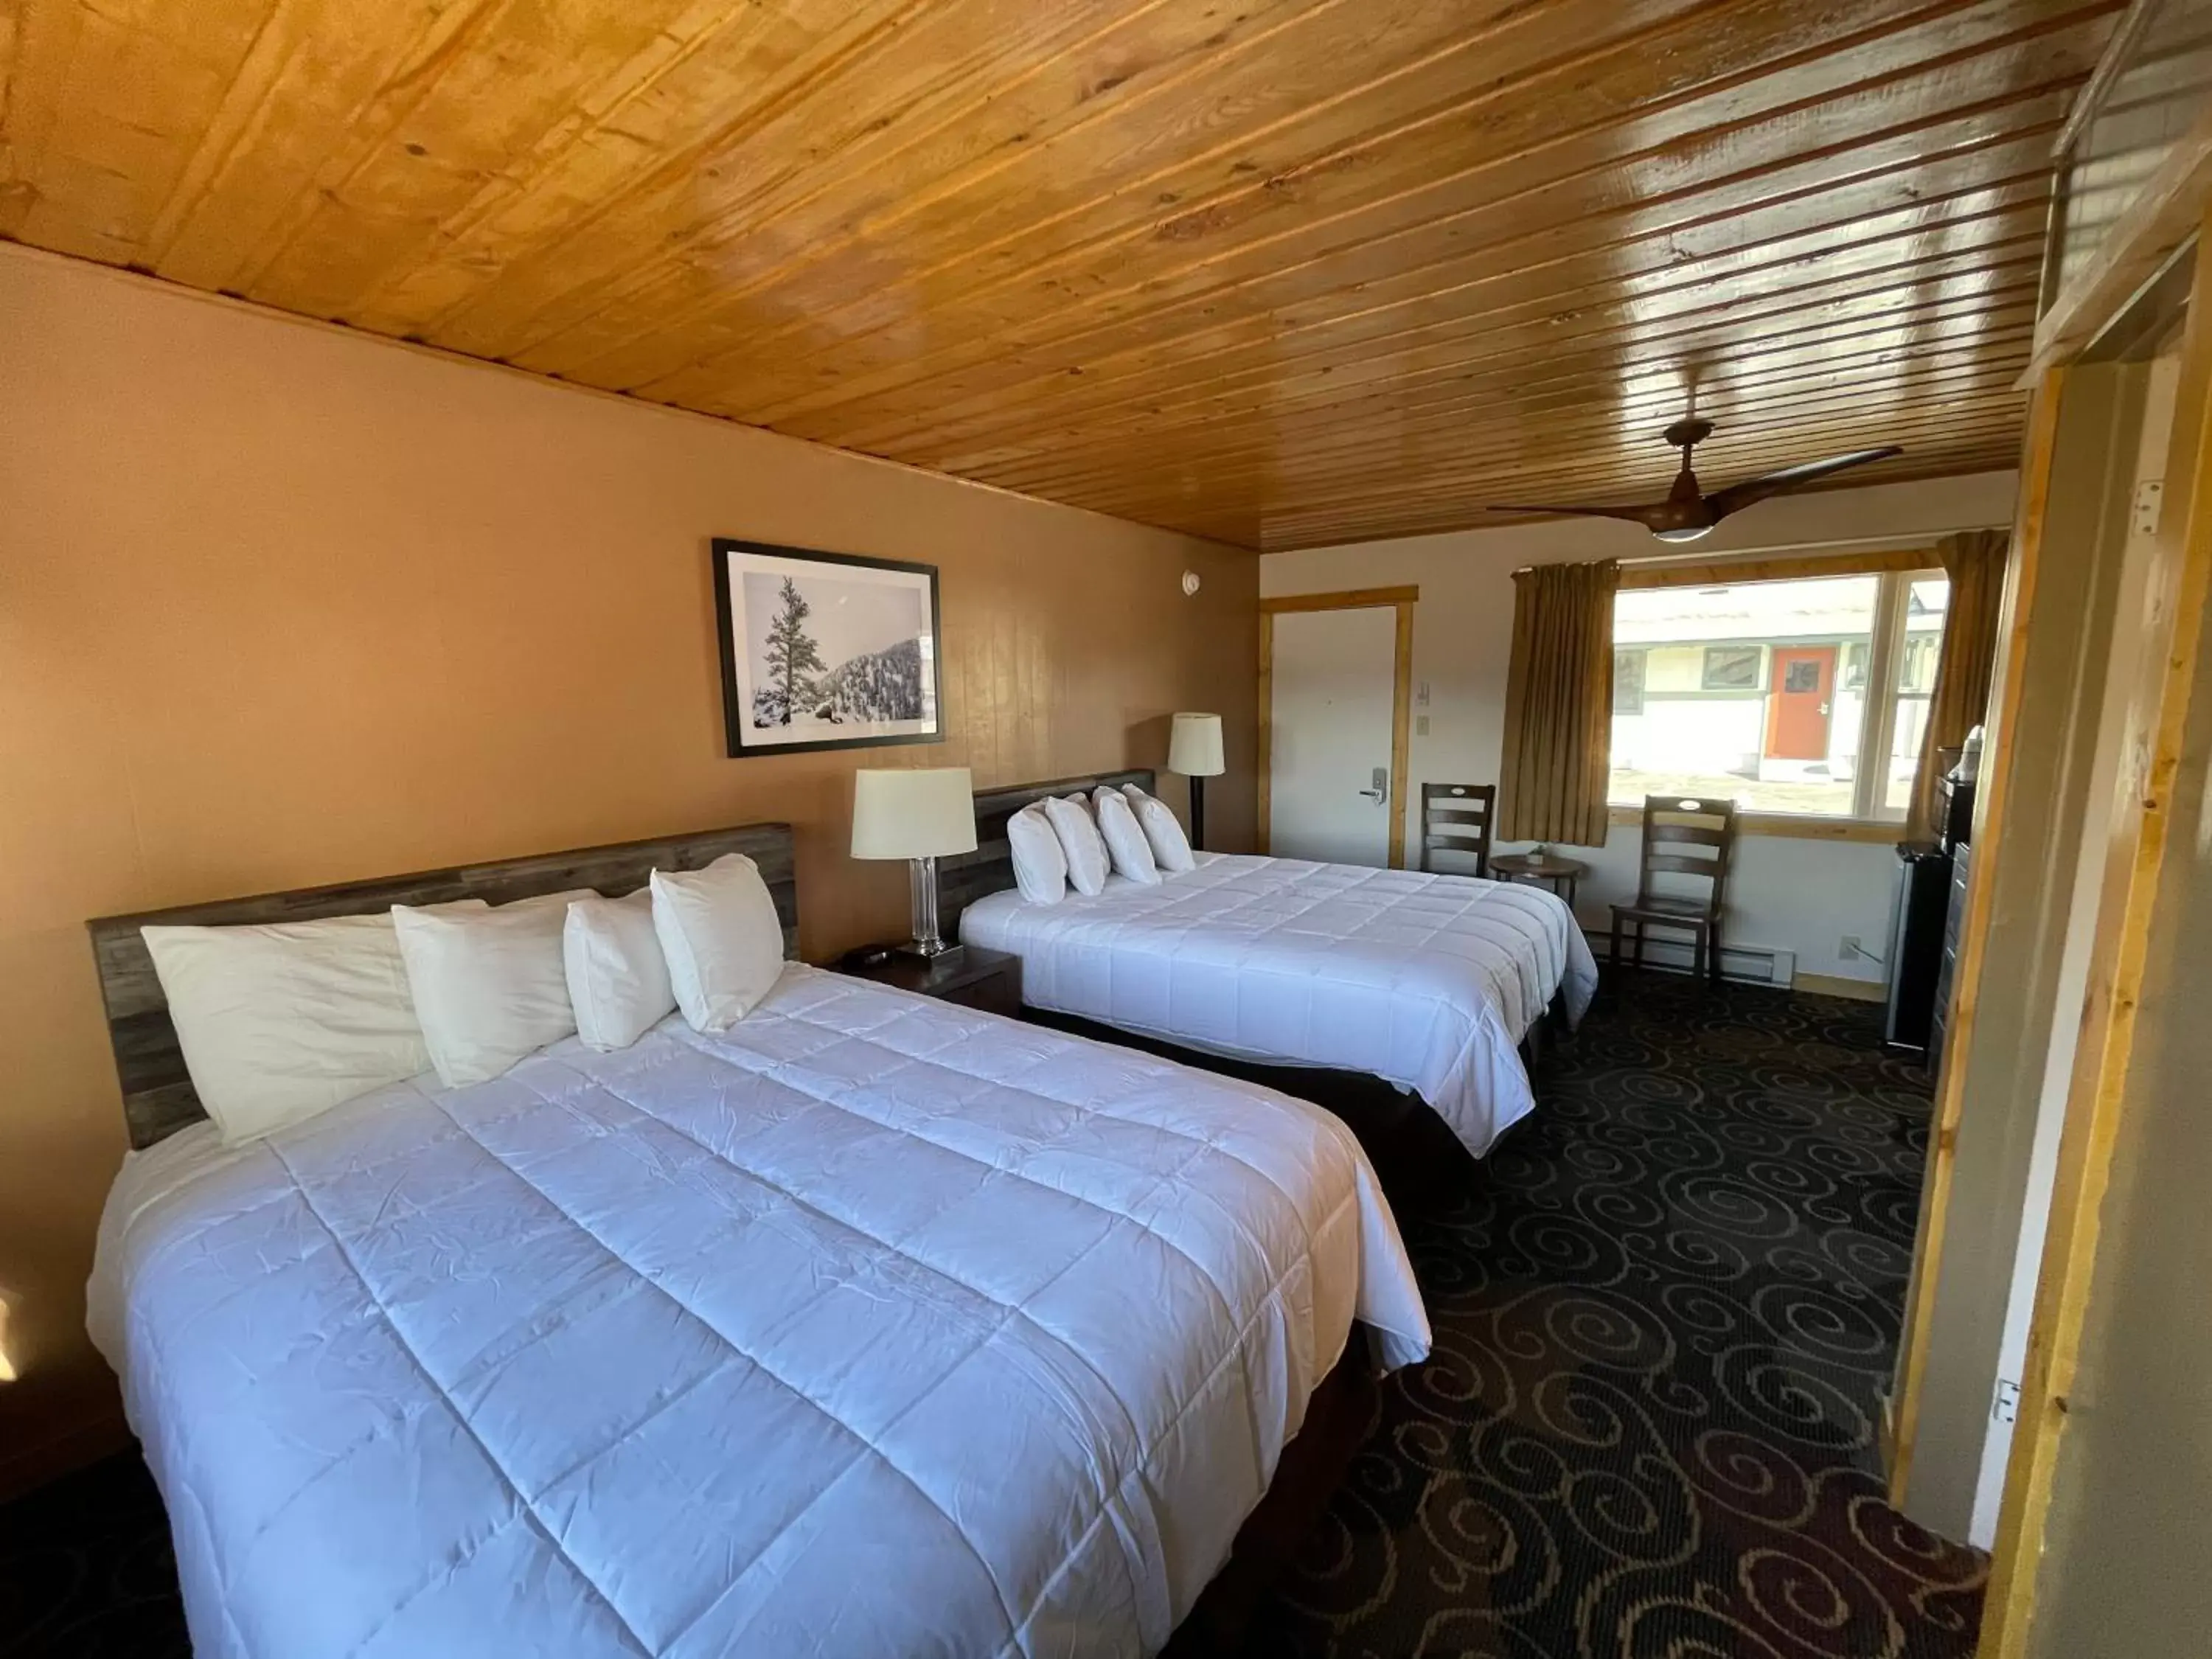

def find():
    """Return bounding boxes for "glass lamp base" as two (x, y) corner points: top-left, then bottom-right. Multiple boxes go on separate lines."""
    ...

(902, 855), (958, 957)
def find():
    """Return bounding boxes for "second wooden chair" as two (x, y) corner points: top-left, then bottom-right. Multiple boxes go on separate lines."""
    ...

(1610, 794), (1737, 986)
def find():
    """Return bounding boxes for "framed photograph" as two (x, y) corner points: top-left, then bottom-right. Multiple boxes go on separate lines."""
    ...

(712, 540), (944, 757)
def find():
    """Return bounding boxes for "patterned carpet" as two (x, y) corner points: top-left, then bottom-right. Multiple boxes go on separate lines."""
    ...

(0, 1453), (188, 1659)
(0, 970), (1980, 1658)
(1248, 969), (1986, 1658)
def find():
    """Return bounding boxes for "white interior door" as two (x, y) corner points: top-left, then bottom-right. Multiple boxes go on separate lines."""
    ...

(1269, 605), (1398, 866)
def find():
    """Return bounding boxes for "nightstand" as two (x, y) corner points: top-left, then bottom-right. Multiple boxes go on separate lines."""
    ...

(834, 943), (1023, 1019)
(1489, 850), (1589, 909)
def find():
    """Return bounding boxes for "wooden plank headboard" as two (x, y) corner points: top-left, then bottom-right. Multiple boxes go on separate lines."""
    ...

(86, 822), (800, 1151)
(939, 770), (1155, 935)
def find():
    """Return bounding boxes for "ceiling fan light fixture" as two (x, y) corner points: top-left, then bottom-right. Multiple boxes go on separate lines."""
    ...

(1484, 418), (1903, 540)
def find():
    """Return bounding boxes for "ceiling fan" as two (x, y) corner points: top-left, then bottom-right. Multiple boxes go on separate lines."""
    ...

(1488, 417), (1903, 543)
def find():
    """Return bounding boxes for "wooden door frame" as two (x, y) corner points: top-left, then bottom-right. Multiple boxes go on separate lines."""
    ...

(1257, 586), (1419, 866)
(1975, 220), (2212, 1659)
(1887, 374), (2065, 1509)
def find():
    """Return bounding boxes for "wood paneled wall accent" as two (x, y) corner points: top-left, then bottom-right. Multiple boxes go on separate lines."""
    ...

(87, 823), (801, 1151)
(0, 0), (2120, 550)
(0, 245), (1256, 1496)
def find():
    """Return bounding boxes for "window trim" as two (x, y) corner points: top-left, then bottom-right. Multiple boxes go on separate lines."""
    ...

(1608, 546), (1947, 833)
(1615, 544), (1940, 589)
(1603, 804), (1902, 842)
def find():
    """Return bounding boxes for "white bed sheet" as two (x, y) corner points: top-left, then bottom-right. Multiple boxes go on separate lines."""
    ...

(88, 965), (1429, 1659)
(959, 853), (1600, 1158)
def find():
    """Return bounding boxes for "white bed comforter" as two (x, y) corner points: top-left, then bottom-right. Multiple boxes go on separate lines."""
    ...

(88, 966), (1428, 1659)
(960, 854), (1600, 1158)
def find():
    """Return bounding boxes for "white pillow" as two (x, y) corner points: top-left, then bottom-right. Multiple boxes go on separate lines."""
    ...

(144, 905), (481, 1144)
(1006, 802), (1068, 905)
(650, 855), (786, 1032)
(392, 890), (596, 1088)
(1093, 787), (1161, 884)
(565, 889), (675, 1051)
(1122, 783), (1196, 873)
(1044, 793), (1110, 897)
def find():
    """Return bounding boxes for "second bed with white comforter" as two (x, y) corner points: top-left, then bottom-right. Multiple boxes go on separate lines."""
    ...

(90, 965), (1429, 1659)
(961, 853), (1600, 1157)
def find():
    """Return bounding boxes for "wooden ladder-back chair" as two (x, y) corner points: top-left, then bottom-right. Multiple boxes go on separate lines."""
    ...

(1420, 783), (1495, 877)
(1611, 795), (1738, 985)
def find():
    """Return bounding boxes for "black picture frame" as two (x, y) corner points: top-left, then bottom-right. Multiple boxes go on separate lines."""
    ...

(711, 538), (946, 759)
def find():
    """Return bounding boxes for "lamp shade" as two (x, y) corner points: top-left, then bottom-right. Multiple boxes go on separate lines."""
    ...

(1168, 712), (1225, 777)
(851, 768), (978, 860)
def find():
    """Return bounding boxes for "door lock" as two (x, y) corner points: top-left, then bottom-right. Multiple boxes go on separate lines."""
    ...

(1359, 766), (1389, 804)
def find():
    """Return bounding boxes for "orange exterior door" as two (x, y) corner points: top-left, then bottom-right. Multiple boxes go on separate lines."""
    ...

(1765, 645), (1837, 759)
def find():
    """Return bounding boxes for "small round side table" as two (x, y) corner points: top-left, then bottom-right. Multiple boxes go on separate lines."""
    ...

(1489, 850), (1589, 909)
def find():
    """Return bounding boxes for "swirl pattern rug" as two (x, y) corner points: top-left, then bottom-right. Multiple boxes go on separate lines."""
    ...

(0, 970), (1982, 1658)
(1248, 969), (1986, 1658)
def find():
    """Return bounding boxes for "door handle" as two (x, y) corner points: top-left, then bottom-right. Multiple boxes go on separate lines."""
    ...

(1360, 766), (1389, 804)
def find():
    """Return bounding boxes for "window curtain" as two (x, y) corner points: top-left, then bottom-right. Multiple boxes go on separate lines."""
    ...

(1498, 558), (1621, 846)
(1909, 529), (2011, 841)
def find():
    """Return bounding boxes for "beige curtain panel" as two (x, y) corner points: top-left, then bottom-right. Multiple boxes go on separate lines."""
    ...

(1498, 558), (1621, 847)
(1910, 529), (2011, 841)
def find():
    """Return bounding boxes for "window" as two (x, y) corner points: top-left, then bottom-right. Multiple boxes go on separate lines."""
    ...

(1842, 641), (1869, 691)
(1700, 644), (1764, 689)
(1885, 577), (1950, 813)
(1609, 566), (1950, 820)
(1613, 648), (1646, 715)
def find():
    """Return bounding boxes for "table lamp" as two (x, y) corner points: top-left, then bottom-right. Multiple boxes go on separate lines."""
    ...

(1169, 712), (1225, 850)
(851, 767), (978, 957)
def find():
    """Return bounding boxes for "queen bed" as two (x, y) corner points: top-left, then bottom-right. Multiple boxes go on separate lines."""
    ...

(950, 773), (1599, 1161)
(83, 823), (1429, 1659)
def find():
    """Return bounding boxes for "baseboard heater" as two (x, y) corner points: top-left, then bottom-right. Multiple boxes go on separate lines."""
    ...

(1583, 928), (1796, 989)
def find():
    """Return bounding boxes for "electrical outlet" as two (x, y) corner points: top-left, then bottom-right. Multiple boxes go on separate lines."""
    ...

(1840, 935), (1863, 960)
(1415, 715), (1430, 737)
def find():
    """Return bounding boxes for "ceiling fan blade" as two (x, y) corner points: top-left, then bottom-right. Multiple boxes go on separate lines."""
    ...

(1704, 445), (1904, 518)
(1486, 501), (1674, 529)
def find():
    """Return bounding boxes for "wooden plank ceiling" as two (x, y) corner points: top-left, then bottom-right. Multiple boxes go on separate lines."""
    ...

(1, 0), (2121, 550)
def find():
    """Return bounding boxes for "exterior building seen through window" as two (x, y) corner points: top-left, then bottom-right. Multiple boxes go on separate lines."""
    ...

(1609, 571), (1949, 819)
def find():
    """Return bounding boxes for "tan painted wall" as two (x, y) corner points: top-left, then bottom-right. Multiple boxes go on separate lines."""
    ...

(0, 244), (1258, 1489)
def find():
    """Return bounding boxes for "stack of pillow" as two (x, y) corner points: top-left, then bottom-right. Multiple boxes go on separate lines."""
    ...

(142, 854), (785, 1147)
(1007, 782), (1195, 906)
